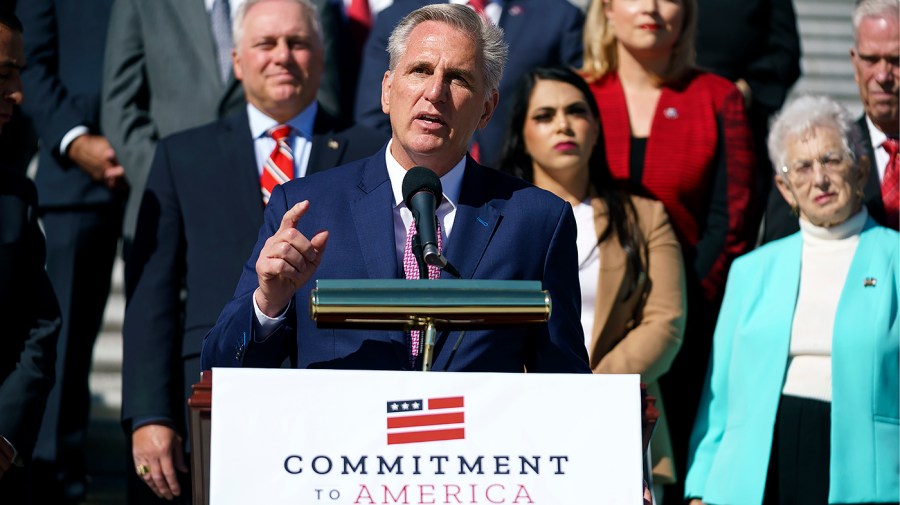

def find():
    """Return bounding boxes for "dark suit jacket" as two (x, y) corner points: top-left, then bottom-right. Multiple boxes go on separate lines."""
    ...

(353, 0), (584, 167)
(121, 108), (388, 429)
(695, 0), (801, 115)
(0, 170), (60, 461)
(16, 0), (119, 207)
(102, 0), (246, 239)
(201, 147), (590, 373)
(761, 115), (886, 243)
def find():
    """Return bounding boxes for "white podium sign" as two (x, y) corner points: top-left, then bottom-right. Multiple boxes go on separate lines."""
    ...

(211, 368), (642, 505)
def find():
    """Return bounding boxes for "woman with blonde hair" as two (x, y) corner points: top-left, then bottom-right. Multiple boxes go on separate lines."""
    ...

(581, 0), (758, 491)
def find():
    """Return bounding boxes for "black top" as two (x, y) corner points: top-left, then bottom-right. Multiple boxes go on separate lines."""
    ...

(629, 136), (648, 188)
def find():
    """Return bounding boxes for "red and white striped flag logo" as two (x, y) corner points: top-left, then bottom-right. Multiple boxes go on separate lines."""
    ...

(386, 396), (465, 445)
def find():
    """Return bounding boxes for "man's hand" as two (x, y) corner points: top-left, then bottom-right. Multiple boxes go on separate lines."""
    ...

(67, 134), (127, 190)
(255, 200), (329, 317)
(689, 499), (706, 505)
(0, 436), (14, 480)
(734, 78), (752, 108)
(132, 424), (189, 500)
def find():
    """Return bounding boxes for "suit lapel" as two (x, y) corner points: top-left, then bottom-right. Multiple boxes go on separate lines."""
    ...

(349, 151), (400, 279)
(858, 116), (886, 221)
(308, 107), (349, 176)
(768, 235), (803, 352)
(213, 112), (265, 232)
(442, 159), (500, 279)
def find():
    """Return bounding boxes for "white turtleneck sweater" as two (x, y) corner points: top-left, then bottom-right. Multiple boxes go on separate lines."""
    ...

(782, 208), (868, 402)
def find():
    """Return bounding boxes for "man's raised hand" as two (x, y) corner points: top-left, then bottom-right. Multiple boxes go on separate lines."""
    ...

(254, 201), (328, 316)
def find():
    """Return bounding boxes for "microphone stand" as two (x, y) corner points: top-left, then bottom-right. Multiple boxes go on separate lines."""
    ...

(410, 219), (460, 372)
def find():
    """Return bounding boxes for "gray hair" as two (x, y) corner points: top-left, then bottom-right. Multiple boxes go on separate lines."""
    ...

(767, 94), (866, 173)
(853, 0), (900, 34)
(387, 4), (508, 96)
(232, 0), (322, 49)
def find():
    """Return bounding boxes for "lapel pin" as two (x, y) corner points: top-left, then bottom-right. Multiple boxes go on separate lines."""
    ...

(864, 277), (877, 287)
(327, 139), (339, 150)
(663, 107), (679, 120)
(476, 217), (489, 227)
(509, 5), (523, 16)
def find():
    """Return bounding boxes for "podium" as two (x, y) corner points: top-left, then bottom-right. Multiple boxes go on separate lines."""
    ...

(187, 280), (658, 504)
(187, 371), (212, 505)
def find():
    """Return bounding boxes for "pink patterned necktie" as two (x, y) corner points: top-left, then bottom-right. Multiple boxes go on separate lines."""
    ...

(881, 138), (899, 230)
(402, 218), (443, 365)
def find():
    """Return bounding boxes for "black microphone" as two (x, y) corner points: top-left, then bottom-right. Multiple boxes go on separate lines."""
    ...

(402, 167), (447, 269)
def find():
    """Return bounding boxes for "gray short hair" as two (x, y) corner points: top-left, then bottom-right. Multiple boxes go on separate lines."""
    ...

(387, 4), (508, 96)
(232, 0), (322, 49)
(767, 95), (866, 173)
(853, 0), (900, 34)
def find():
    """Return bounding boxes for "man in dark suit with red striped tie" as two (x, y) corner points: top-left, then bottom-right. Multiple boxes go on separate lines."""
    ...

(122, 1), (386, 502)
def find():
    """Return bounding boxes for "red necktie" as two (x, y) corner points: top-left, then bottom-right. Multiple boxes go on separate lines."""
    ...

(881, 138), (899, 230)
(467, 0), (490, 22)
(347, 0), (372, 59)
(402, 218), (443, 365)
(261, 125), (293, 205)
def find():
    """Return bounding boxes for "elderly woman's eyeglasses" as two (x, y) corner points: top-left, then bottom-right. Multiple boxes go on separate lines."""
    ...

(780, 151), (852, 183)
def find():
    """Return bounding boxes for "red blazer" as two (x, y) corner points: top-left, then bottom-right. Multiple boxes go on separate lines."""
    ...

(589, 70), (756, 303)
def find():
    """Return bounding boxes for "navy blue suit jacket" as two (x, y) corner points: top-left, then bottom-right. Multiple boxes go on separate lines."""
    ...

(122, 109), (387, 428)
(353, 0), (584, 167)
(201, 146), (590, 373)
(16, 0), (119, 207)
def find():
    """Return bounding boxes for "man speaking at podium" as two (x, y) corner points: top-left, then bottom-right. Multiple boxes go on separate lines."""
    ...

(202, 3), (590, 374)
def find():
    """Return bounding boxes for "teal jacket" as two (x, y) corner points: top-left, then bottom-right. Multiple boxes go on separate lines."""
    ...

(685, 218), (899, 504)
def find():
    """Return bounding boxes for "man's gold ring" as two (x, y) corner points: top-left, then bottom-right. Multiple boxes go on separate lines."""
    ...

(136, 464), (150, 476)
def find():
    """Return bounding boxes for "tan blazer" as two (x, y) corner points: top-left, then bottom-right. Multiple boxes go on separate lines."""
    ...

(587, 194), (687, 484)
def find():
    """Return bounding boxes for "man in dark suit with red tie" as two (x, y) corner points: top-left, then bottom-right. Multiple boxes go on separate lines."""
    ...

(201, 4), (589, 374)
(762, 0), (899, 241)
(122, 0), (387, 502)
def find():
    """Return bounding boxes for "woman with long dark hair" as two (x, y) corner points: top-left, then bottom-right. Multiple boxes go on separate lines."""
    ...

(500, 66), (686, 501)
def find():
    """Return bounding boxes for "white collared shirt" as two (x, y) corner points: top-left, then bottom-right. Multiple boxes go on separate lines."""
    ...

(384, 139), (465, 269)
(246, 102), (317, 178)
(865, 115), (891, 185)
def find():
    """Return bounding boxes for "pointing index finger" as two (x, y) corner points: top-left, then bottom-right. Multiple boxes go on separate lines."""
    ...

(278, 200), (310, 233)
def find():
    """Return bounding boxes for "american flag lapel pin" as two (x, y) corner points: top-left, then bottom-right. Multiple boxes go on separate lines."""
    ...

(864, 277), (877, 287)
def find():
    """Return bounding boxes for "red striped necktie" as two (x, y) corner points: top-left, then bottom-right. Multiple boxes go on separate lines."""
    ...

(881, 138), (899, 230)
(261, 125), (293, 205)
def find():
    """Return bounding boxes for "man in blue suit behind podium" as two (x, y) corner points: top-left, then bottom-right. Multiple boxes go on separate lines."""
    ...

(201, 3), (590, 374)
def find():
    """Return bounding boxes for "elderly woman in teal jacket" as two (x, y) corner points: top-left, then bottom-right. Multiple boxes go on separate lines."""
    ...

(685, 94), (899, 505)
